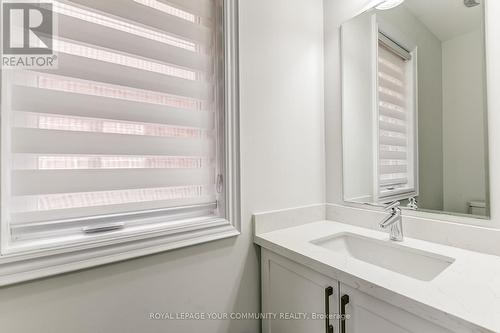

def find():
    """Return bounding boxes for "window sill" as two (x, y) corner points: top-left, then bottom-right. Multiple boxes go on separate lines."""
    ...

(0, 219), (239, 287)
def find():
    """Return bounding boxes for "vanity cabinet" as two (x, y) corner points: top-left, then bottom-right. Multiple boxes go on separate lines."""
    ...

(339, 283), (453, 333)
(261, 249), (339, 333)
(262, 249), (453, 333)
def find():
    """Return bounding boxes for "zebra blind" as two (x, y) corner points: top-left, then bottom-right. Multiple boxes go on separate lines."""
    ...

(2, 0), (224, 241)
(377, 37), (416, 199)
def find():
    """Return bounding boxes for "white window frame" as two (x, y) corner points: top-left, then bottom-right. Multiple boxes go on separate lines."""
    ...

(0, 0), (240, 286)
(372, 18), (419, 204)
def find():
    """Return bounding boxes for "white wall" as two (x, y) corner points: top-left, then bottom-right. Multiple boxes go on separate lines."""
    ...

(0, 0), (326, 332)
(325, 0), (366, 205)
(442, 29), (487, 214)
(341, 12), (375, 202)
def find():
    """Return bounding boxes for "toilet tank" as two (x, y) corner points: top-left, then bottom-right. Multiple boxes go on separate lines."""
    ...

(468, 201), (486, 216)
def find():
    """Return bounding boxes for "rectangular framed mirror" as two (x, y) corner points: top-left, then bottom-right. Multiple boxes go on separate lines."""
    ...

(341, 0), (489, 219)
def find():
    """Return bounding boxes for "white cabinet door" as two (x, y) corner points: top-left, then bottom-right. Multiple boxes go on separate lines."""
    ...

(262, 249), (339, 333)
(339, 283), (453, 333)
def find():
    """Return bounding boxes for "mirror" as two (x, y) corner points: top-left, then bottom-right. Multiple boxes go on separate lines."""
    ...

(341, 0), (489, 218)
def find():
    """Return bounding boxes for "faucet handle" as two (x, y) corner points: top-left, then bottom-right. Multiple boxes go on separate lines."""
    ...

(384, 200), (400, 211)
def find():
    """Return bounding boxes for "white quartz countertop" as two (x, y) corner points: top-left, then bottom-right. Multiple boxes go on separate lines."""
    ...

(254, 220), (500, 333)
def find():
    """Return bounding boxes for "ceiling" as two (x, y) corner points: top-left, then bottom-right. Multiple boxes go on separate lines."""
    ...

(402, 0), (482, 42)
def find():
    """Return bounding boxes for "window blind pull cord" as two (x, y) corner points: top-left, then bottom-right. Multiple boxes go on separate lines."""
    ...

(216, 174), (223, 194)
(82, 222), (125, 234)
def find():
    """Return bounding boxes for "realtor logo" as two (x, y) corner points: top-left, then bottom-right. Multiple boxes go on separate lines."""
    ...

(1, 1), (57, 68)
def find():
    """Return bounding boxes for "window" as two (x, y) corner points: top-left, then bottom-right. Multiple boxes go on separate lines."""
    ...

(376, 32), (417, 202)
(0, 0), (239, 285)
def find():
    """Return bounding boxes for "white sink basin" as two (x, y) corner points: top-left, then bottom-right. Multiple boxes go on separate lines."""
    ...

(311, 232), (455, 281)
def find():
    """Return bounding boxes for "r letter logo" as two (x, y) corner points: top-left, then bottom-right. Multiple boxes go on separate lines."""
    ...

(1, 1), (57, 69)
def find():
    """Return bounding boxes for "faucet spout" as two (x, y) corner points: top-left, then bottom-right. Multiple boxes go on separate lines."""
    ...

(379, 201), (404, 241)
(379, 213), (400, 228)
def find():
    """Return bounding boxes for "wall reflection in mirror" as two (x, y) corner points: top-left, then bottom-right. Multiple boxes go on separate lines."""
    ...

(341, 0), (489, 217)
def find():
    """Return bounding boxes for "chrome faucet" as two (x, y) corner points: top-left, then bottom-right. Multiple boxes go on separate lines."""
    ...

(379, 201), (403, 241)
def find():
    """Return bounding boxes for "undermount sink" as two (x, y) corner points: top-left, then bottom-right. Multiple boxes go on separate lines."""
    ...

(311, 233), (455, 281)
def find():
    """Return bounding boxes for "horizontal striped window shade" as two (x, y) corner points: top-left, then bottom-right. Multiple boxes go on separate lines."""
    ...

(2, 0), (224, 242)
(377, 37), (416, 200)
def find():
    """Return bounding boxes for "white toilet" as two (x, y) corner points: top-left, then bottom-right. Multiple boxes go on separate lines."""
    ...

(468, 201), (486, 216)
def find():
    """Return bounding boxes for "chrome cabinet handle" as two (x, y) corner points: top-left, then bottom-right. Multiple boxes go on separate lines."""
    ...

(325, 286), (334, 333)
